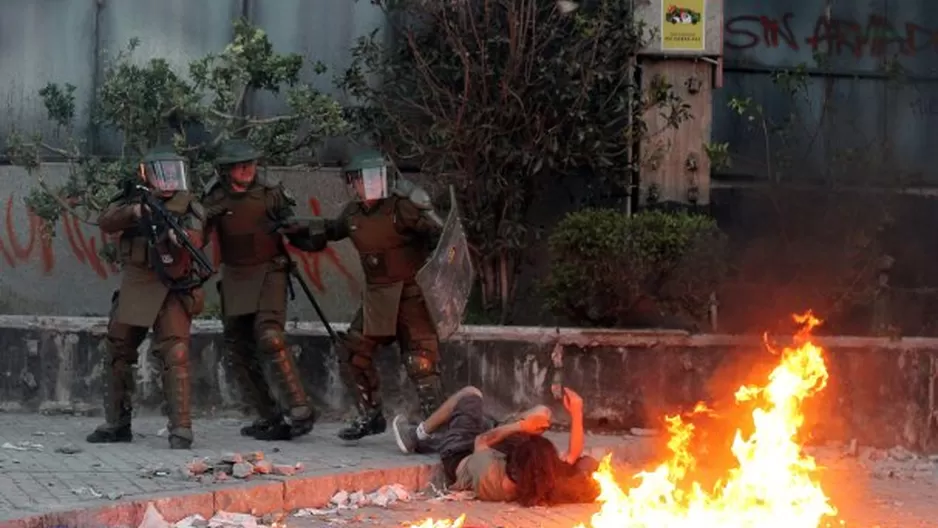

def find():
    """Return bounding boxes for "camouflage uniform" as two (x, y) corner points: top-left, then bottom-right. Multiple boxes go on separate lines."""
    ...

(86, 147), (207, 449)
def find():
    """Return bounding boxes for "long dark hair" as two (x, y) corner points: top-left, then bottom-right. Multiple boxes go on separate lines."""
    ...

(503, 434), (561, 507)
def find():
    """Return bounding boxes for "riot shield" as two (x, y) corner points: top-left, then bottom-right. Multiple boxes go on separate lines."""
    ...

(415, 186), (475, 340)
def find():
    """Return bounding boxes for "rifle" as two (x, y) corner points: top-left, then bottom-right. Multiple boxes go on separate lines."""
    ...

(134, 185), (216, 288)
(270, 219), (340, 343)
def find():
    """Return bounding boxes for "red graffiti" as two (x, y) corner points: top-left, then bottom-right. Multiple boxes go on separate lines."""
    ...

(287, 197), (359, 295)
(725, 12), (938, 58)
(0, 192), (109, 277)
(1, 192), (359, 294)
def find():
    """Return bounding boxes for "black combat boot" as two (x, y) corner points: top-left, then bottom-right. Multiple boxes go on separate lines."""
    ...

(252, 407), (317, 441)
(240, 418), (276, 437)
(86, 424), (133, 443)
(338, 406), (387, 441)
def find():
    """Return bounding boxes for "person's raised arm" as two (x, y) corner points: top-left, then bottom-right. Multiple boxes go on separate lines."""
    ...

(560, 388), (585, 465)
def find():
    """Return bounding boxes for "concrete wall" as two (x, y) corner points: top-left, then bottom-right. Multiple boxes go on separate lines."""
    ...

(0, 163), (363, 322)
(0, 0), (384, 159)
(1, 315), (935, 452)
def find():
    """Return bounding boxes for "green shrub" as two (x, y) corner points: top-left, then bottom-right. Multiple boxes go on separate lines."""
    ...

(544, 209), (727, 328)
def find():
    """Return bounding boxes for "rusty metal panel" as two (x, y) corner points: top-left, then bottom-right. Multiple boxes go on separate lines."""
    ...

(0, 0), (98, 153)
(94, 0), (243, 156)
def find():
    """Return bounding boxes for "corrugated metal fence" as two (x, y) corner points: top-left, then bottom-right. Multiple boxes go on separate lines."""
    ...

(715, 0), (938, 186)
(0, 0), (383, 159)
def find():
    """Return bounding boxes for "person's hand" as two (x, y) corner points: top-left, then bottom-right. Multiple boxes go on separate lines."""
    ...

(561, 387), (583, 415)
(131, 203), (150, 219)
(520, 411), (551, 434)
(167, 229), (180, 247)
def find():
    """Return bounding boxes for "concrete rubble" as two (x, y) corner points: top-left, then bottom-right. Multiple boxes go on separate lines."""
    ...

(134, 483), (420, 528)
(182, 451), (304, 482)
(138, 503), (265, 528)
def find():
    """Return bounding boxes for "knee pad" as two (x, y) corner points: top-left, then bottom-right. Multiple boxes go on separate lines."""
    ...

(257, 328), (286, 354)
(163, 343), (189, 369)
(404, 349), (440, 380)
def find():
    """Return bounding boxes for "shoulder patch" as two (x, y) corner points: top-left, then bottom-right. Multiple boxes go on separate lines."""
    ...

(255, 170), (281, 189)
(407, 186), (433, 210)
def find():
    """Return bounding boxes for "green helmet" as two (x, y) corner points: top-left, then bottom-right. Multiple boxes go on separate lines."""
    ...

(215, 139), (261, 166)
(139, 145), (189, 192)
(343, 149), (393, 201)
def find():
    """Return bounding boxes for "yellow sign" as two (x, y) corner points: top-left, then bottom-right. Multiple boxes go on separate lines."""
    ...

(662, 0), (706, 51)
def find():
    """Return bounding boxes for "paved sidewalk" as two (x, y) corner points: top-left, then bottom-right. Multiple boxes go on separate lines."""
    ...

(285, 464), (938, 528)
(0, 414), (640, 523)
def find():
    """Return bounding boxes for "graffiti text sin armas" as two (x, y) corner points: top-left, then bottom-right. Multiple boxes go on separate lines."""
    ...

(725, 12), (938, 58)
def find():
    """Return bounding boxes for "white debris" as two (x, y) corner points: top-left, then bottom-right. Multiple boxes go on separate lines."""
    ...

(138, 503), (171, 528)
(293, 508), (336, 517)
(429, 491), (476, 502)
(207, 511), (259, 528)
(329, 483), (412, 509)
(173, 514), (207, 528)
(71, 486), (103, 498)
(2, 441), (43, 451)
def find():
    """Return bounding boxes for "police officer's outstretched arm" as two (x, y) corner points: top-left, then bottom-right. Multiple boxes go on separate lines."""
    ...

(278, 198), (354, 253)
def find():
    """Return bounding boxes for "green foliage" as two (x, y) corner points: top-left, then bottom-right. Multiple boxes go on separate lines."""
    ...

(6, 18), (349, 237)
(338, 0), (691, 320)
(544, 209), (727, 327)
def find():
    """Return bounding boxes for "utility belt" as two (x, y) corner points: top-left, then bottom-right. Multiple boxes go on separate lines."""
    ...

(119, 236), (202, 291)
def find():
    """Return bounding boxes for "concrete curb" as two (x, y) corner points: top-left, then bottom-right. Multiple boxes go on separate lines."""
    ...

(0, 462), (439, 528)
(3, 314), (937, 350)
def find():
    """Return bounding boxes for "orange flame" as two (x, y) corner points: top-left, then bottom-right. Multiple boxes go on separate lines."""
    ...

(405, 514), (467, 528)
(404, 312), (838, 528)
(579, 310), (837, 527)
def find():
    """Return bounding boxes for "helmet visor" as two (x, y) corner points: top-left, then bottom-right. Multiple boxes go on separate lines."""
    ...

(346, 166), (388, 201)
(140, 160), (190, 192)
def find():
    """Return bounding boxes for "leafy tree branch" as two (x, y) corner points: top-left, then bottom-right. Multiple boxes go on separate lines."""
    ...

(6, 18), (349, 235)
(337, 0), (691, 321)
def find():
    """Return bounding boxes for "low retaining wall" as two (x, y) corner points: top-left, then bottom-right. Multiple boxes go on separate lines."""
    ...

(0, 316), (935, 451)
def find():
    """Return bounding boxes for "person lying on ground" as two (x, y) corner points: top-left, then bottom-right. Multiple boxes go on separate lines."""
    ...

(391, 385), (601, 506)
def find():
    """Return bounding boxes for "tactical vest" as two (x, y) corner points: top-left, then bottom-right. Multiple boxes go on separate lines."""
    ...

(117, 192), (195, 277)
(210, 185), (282, 267)
(348, 197), (429, 285)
